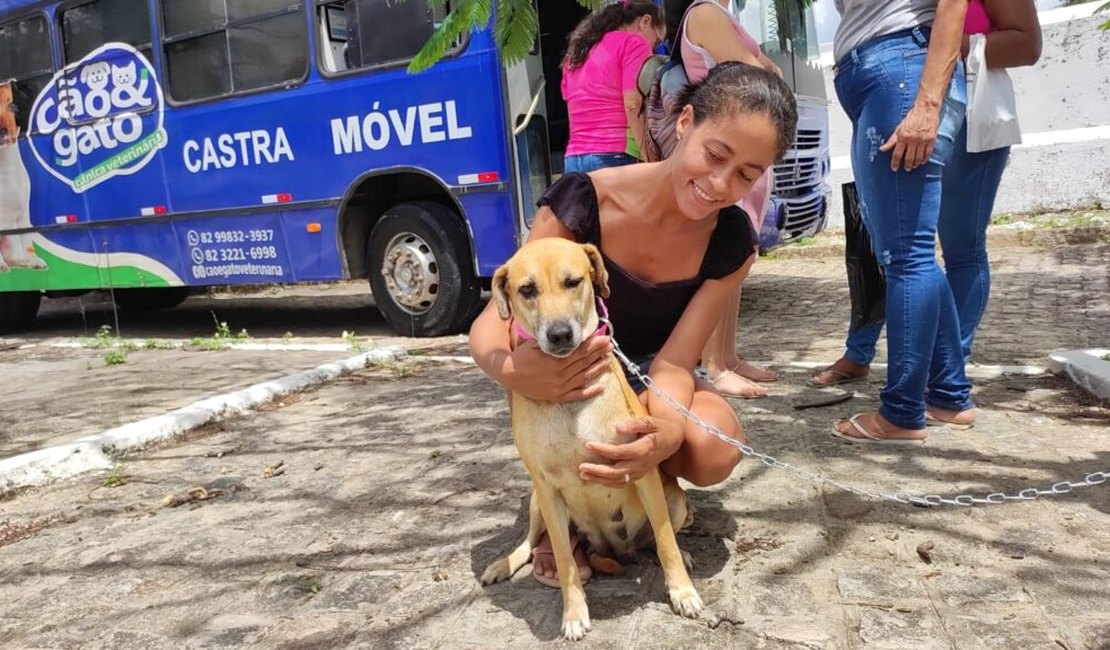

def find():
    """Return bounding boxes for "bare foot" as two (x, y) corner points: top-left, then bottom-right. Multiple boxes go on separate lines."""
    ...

(809, 357), (870, 387)
(532, 531), (592, 587)
(732, 359), (778, 382)
(709, 369), (768, 398)
(925, 405), (976, 429)
(832, 411), (927, 443)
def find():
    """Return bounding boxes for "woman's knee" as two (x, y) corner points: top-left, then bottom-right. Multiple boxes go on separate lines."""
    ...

(681, 395), (745, 486)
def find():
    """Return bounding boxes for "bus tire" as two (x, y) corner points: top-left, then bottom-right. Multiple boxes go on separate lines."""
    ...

(367, 201), (481, 337)
(112, 287), (191, 312)
(0, 291), (42, 333)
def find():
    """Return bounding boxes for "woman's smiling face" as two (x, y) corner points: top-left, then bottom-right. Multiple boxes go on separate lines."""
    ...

(670, 105), (780, 221)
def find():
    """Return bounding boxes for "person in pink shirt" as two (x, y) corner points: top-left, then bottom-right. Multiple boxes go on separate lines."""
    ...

(561, 0), (664, 173)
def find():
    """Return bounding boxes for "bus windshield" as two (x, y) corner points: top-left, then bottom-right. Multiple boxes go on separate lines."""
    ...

(729, 0), (826, 101)
(730, 0), (821, 62)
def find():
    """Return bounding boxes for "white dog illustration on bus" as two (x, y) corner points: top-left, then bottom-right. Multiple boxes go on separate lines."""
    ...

(0, 79), (47, 271)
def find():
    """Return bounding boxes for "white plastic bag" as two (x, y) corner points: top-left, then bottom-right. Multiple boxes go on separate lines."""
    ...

(965, 33), (1022, 153)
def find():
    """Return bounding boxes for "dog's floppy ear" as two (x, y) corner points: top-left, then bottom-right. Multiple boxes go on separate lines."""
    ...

(492, 264), (512, 320)
(582, 244), (609, 299)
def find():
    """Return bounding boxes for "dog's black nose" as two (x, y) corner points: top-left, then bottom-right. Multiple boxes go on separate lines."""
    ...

(546, 322), (574, 348)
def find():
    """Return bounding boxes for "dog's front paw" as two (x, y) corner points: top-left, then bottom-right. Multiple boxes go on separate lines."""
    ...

(480, 558), (513, 585)
(561, 613), (592, 641)
(7, 256), (46, 270)
(668, 584), (703, 618)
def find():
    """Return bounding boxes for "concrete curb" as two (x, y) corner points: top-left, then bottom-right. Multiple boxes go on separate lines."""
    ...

(765, 225), (1110, 261)
(1047, 349), (1110, 401)
(47, 341), (360, 353)
(0, 347), (404, 495)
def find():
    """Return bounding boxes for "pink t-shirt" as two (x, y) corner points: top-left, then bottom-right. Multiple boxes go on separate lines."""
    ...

(561, 30), (653, 156)
(965, 0), (993, 35)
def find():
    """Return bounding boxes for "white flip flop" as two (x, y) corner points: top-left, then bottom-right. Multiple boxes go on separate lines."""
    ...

(831, 413), (926, 446)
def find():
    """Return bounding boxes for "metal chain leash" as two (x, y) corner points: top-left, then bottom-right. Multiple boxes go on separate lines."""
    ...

(603, 323), (1108, 508)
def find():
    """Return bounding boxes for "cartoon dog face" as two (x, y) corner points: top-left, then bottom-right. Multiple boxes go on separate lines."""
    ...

(80, 62), (111, 90)
(0, 80), (19, 146)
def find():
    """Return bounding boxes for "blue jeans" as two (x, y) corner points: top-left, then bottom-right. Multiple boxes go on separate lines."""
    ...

(834, 27), (972, 429)
(564, 152), (637, 173)
(844, 125), (1011, 365)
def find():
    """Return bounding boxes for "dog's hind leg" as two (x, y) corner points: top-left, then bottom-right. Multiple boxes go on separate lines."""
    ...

(637, 471), (703, 619)
(481, 491), (545, 585)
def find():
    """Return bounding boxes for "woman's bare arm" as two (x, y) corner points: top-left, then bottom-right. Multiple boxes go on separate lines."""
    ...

(685, 4), (762, 67)
(974, 0), (1042, 68)
(880, 0), (969, 171)
(645, 255), (753, 426)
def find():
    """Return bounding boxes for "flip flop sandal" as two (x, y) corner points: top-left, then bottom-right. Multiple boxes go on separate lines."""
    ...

(531, 541), (592, 589)
(731, 360), (779, 383)
(709, 370), (768, 399)
(794, 391), (854, 410)
(925, 411), (975, 430)
(807, 367), (869, 388)
(830, 413), (926, 446)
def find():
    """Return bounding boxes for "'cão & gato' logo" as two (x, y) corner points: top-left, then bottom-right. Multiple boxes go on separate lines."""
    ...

(29, 43), (167, 192)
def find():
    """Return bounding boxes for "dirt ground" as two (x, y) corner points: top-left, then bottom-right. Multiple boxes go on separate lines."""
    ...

(1, 242), (1108, 649)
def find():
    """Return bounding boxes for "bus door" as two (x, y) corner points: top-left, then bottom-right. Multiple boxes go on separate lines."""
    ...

(503, 3), (551, 243)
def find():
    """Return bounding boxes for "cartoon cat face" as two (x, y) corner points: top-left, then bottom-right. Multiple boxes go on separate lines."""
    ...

(111, 62), (137, 88)
(80, 62), (111, 90)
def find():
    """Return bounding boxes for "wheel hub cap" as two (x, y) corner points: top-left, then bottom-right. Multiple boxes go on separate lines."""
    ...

(381, 232), (439, 315)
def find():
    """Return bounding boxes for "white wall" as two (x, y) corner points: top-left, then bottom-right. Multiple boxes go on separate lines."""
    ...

(822, 6), (1110, 228)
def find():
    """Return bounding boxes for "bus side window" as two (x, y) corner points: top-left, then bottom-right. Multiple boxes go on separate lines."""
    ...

(160, 0), (309, 103)
(317, 0), (451, 73)
(0, 16), (54, 136)
(60, 0), (153, 64)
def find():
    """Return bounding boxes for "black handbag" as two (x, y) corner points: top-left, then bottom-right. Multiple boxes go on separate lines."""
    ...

(842, 182), (886, 332)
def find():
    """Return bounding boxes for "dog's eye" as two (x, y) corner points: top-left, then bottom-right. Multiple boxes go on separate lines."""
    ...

(563, 277), (583, 289)
(519, 283), (537, 299)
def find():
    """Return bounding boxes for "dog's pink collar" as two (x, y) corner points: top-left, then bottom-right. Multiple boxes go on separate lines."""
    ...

(513, 296), (611, 342)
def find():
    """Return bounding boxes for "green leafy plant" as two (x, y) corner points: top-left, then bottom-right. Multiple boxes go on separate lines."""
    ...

(405, 0), (814, 73)
(189, 312), (249, 351)
(282, 331), (295, 344)
(103, 463), (128, 488)
(143, 339), (174, 350)
(342, 330), (364, 352)
(84, 325), (138, 362)
(104, 350), (127, 365)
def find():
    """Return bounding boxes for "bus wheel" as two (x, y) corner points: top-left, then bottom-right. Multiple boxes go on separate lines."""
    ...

(0, 291), (42, 333)
(367, 201), (481, 337)
(112, 287), (191, 311)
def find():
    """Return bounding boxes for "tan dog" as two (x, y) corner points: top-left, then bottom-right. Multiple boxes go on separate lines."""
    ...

(0, 80), (47, 271)
(481, 238), (702, 640)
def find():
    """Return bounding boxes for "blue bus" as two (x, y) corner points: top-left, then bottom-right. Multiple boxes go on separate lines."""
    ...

(0, 0), (827, 337)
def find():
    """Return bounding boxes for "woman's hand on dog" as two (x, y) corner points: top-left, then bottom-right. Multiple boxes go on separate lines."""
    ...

(578, 417), (685, 488)
(505, 336), (613, 402)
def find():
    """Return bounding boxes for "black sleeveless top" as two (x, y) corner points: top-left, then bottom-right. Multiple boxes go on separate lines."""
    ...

(538, 173), (756, 358)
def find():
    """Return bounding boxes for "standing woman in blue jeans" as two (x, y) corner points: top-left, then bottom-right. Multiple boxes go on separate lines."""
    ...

(830, 0), (974, 444)
(812, 1), (1041, 407)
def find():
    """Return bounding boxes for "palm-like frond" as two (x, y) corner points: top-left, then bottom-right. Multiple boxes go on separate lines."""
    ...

(407, 0), (819, 73)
